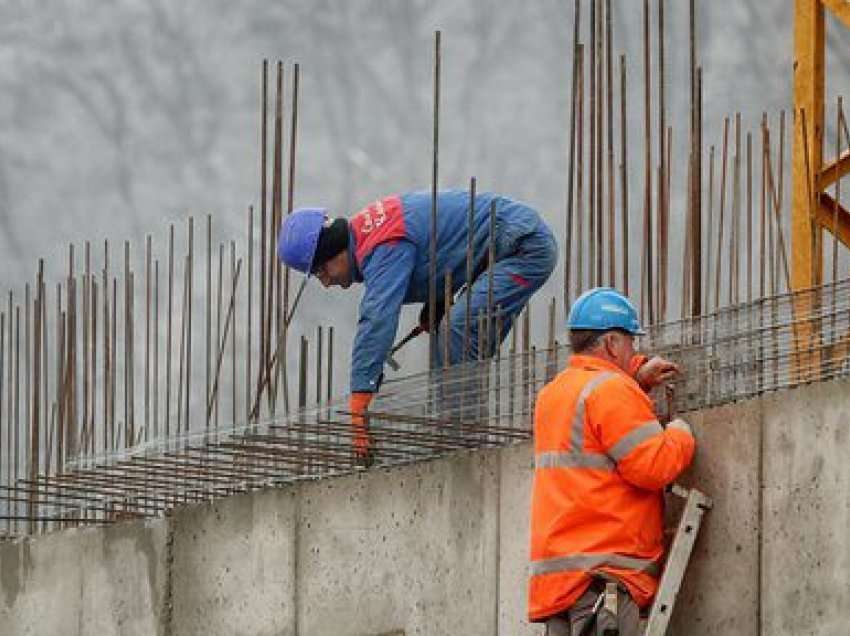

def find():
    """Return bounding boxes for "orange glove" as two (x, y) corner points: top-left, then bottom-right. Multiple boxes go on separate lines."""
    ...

(349, 392), (374, 458)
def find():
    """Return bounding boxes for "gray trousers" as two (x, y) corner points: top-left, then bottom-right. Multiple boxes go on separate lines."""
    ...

(544, 583), (642, 636)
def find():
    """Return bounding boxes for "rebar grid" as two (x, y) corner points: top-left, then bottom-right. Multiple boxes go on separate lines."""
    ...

(1, 278), (848, 535)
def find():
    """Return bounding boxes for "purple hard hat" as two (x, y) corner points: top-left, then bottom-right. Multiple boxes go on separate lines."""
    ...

(277, 208), (328, 275)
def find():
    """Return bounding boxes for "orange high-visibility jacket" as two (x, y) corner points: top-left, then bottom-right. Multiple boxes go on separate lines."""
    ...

(528, 354), (695, 622)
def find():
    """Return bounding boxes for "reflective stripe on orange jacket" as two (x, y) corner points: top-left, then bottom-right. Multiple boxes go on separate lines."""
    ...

(528, 354), (695, 622)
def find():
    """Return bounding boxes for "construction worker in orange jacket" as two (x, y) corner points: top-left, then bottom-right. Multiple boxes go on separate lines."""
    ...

(528, 288), (696, 636)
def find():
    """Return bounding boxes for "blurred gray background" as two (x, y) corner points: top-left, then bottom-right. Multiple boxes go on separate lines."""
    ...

(0, 0), (847, 396)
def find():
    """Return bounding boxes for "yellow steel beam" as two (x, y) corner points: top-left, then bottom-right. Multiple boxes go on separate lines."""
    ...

(793, 0), (825, 291)
(793, 0), (825, 381)
(815, 192), (850, 249)
(818, 150), (850, 190)
(822, 0), (850, 30)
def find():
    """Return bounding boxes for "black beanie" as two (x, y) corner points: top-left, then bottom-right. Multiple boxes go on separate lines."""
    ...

(312, 217), (349, 271)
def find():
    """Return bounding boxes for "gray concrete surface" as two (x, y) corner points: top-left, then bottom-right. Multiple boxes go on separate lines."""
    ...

(297, 451), (499, 635)
(170, 487), (298, 636)
(2, 379), (850, 635)
(0, 518), (167, 636)
(761, 379), (850, 636)
(669, 399), (762, 635)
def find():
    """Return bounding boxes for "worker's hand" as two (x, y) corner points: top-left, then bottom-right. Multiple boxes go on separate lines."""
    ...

(349, 392), (374, 458)
(667, 418), (693, 437)
(418, 301), (446, 333)
(635, 356), (681, 391)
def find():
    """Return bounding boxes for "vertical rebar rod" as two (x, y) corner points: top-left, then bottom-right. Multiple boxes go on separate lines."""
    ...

(429, 31), (441, 373)
(606, 0), (615, 287)
(657, 0), (667, 320)
(778, 109), (786, 247)
(247, 207), (254, 422)
(41, 279), (47, 477)
(90, 278), (96, 458)
(326, 326), (333, 406)
(124, 242), (131, 447)
(522, 306), (530, 418)
(129, 271), (135, 446)
(55, 288), (62, 468)
(666, 126), (672, 316)
(715, 117), (729, 309)
(508, 319), (516, 427)
(270, 61), (283, 411)
(565, 0), (581, 312)
(7, 293), (12, 501)
(487, 199), (496, 342)
(707, 145), (715, 311)
(747, 132), (753, 303)
(681, 158), (693, 321)
(760, 117), (766, 299)
(283, 62), (300, 416)
(29, 268), (42, 534)
(154, 260), (159, 440)
(689, 0), (701, 317)
(206, 215), (212, 431)
(13, 305), (19, 531)
(494, 304), (502, 428)
(620, 54), (628, 295)
(231, 242), (237, 428)
(642, 0), (653, 324)
(595, 0), (604, 286)
(24, 285), (30, 509)
(733, 114), (742, 305)
(111, 278), (116, 450)
(216, 243), (224, 430)
(82, 246), (89, 454)
(145, 236), (151, 443)
(259, 60), (268, 416)
(729, 114), (738, 305)
(444, 271), (453, 368)
(177, 257), (189, 436)
(68, 250), (77, 460)
(298, 336), (307, 469)
(477, 310), (486, 422)
(589, 0), (597, 288)
(766, 121), (776, 296)
(186, 217), (194, 432)
(166, 226), (174, 437)
(465, 178), (476, 363)
(547, 298), (556, 382)
(831, 99), (841, 290)
(102, 263), (108, 453)
(576, 45), (585, 295)
(316, 326), (323, 410)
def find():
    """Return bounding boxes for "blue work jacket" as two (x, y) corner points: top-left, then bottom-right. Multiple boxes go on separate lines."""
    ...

(348, 189), (545, 393)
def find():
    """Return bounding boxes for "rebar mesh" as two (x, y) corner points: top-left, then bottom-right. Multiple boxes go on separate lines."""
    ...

(3, 278), (850, 535)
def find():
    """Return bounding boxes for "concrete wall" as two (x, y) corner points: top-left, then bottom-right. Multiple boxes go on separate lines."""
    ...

(2, 378), (850, 635)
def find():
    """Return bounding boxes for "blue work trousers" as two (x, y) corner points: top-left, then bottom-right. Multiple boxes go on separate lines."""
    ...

(434, 220), (558, 369)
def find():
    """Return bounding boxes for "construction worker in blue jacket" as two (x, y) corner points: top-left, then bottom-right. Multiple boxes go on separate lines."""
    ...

(278, 189), (557, 463)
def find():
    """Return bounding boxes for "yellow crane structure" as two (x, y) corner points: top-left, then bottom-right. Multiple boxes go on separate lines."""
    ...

(793, 0), (850, 378)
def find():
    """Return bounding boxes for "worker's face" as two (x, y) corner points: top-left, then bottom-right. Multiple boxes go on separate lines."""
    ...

(603, 330), (635, 373)
(314, 250), (352, 289)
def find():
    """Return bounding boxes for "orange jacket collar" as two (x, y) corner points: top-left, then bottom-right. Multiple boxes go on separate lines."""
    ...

(567, 353), (629, 376)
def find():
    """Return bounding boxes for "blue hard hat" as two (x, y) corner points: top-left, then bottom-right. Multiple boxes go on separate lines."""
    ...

(277, 208), (328, 275)
(567, 287), (645, 335)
